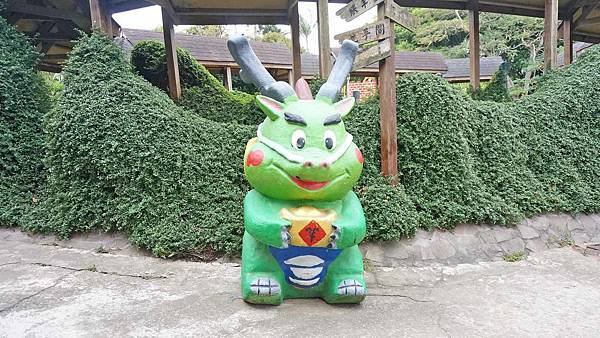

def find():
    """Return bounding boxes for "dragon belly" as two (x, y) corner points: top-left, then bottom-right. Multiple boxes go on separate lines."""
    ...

(269, 246), (342, 288)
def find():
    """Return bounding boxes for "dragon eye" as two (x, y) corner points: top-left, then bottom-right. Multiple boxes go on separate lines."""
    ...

(291, 130), (306, 150)
(324, 130), (336, 150)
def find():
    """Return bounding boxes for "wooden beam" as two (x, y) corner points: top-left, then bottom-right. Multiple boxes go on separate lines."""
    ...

(544, 0), (558, 71)
(563, 16), (573, 66)
(377, 2), (398, 183)
(468, 1), (481, 90)
(317, 0), (332, 77)
(223, 67), (233, 91)
(162, 8), (181, 100)
(89, 0), (112, 34)
(289, 0), (302, 85)
(10, 2), (90, 28)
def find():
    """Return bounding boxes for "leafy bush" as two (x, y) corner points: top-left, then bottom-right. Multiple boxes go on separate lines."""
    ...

(33, 32), (255, 255)
(348, 44), (600, 232)
(473, 66), (512, 102)
(130, 40), (263, 125)
(0, 17), (49, 227)
(18, 28), (600, 257)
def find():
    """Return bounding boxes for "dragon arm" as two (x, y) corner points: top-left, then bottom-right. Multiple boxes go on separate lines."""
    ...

(333, 191), (366, 249)
(244, 190), (289, 248)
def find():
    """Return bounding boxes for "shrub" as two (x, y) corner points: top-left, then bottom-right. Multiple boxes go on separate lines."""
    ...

(473, 66), (512, 102)
(130, 40), (263, 125)
(34, 31), (255, 255)
(0, 17), (49, 227)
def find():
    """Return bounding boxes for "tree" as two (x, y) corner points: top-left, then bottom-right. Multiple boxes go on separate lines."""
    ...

(299, 15), (315, 50)
(184, 25), (227, 38)
(255, 31), (292, 49)
(394, 8), (545, 92)
(257, 24), (282, 35)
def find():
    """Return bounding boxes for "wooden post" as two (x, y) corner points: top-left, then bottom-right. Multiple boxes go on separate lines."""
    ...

(288, 70), (294, 85)
(316, 0), (332, 77)
(377, 2), (398, 183)
(162, 8), (181, 100)
(563, 14), (573, 66)
(468, 1), (480, 91)
(289, 1), (302, 84)
(223, 66), (233, 91)
(89, 0), (111, 34)
(544, 0), (558, 71)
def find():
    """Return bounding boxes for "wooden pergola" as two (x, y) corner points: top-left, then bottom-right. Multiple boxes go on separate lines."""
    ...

(3, 0), (599, 182)
(3, 0), (153, 72)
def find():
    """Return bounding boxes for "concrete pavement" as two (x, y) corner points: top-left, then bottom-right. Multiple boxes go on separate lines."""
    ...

(0, 228), (599, 337)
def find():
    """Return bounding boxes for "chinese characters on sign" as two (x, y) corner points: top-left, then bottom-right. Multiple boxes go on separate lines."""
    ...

(335, 0), (384, 22)
(334, 19), (391, 45)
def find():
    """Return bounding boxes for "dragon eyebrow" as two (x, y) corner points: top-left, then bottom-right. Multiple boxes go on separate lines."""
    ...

(323, 113), (341, 126)
(284, 112), (307, 126)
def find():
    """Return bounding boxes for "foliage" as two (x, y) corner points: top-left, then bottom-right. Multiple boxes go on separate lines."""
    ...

(395, 9), (545, 83)
(10, 27), (599, 257)
(502, 251), (525, 262)
(254, 31), (292, 49)
(257, 24), (282, 35)
(352, 44), (600, 231)
(472, 64), (512, 102)
(299, 15), (315, 49)
(308, 76), (327, 97)
(130, 40), (263, 125)
(0, 17), (49, 227)
(184, 25), (227, 38)
(34, 31), (256, 256)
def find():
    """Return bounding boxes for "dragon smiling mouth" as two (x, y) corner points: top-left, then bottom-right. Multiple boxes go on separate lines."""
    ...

(291, 176), (330, 190)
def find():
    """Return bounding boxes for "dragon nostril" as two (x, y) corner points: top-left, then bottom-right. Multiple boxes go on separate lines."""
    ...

(321, 162), (330, 168)
(304, 161), (313, 167)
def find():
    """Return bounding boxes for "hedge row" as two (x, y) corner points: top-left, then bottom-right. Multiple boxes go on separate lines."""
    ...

(6, 24), (600, 257)
(29, 32), (256, 255)
(130, 40), (263, 126)
(0, 17), (49, 227)
(350, 45), (600, 232)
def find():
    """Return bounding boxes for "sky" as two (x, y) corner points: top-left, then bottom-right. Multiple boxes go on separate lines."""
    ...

(112, 3), (378, 54)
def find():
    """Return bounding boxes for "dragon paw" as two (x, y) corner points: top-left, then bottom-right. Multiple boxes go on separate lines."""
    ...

(249, 277), (281, 296)
(337, 279), (364, 296)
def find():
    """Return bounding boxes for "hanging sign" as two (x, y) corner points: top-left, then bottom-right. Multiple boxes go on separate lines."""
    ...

(352, 38), (392, 71)
(384, 0), (417, 31)
(336, 0), (384, 22)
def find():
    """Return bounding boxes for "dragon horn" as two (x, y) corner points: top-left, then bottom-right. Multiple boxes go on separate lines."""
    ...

(316, 40), (359, 102)
(227, 36), (296, 102)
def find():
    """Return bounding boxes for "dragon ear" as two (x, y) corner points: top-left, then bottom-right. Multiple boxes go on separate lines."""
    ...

(256, 95), (285, 120)
(334, 97), (355, 118)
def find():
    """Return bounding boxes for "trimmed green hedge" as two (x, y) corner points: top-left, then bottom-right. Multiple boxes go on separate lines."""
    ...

(376, 45), (599, 230)
(0, 17), (49, 227)
(9, 26), (599, 257)
(130, 40), (263, 125)
(33, 32), (255, 255)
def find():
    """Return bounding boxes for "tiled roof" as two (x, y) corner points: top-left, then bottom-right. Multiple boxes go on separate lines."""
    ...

(121, 29), (448, 76)
(443, 56), (504, 80)
(557, 42), (594, 67)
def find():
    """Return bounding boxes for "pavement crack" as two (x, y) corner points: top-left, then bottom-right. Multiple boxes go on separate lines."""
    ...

(26, 262), (168, 280)
(368, 293), (433, 303)
(0, 262), (20, 267)
(0, 270), (76, 313)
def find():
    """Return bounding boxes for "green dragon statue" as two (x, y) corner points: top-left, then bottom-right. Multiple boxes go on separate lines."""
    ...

(228, 36), (366, 305)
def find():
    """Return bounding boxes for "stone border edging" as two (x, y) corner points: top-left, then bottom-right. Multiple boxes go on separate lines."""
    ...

(360, 213), (600, 267)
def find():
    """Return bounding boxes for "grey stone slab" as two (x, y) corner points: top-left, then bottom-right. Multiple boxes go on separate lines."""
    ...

(430, 239), (457, 260)
(517, 224), (539, 239)
(500, 238), (525, 253)
(478, 230), (497, 244)
(525, 238), (549, 253)
(381, 241), (409, 260)
(571, 233), (590, 245)
(492, 227), (516, 243)
(529, 216), (550, 231)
